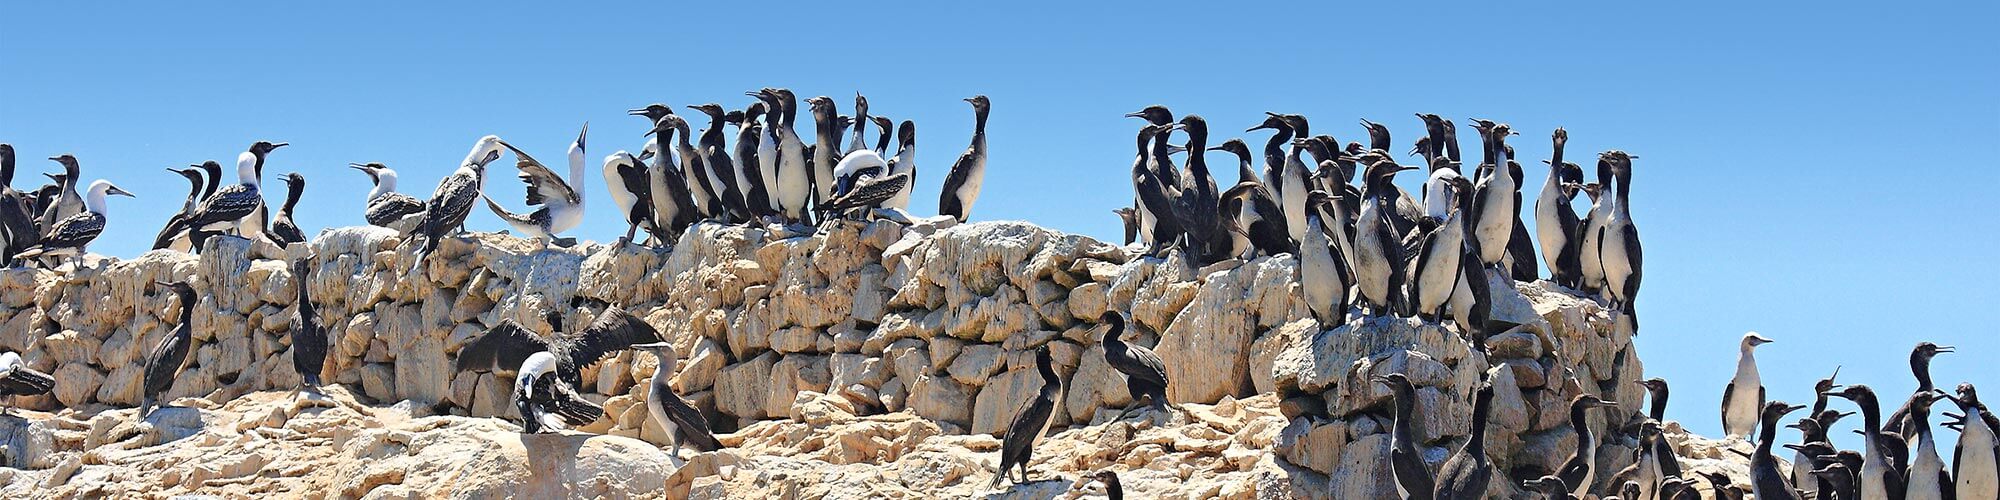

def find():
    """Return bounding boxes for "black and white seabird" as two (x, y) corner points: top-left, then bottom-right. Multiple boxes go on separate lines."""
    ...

(818, 171), (910, 217)
(1129, 124), (1183, 256)
(1941, 383), (1999, 499)
(805, 96), (841, 215)
(1535, 128), (1585, 288)
(1578, 165), (1611, 295)
(630, 104), (720, 221)
(15, 179), (135, 268)
(687, 103), (753, 223)
(1749, 401), (1808, 500)
(1123, 106), (1177, 251)
(1808, 463), (1857, 500)
(1211, 139), (1294, 257)
(730, 102), (775, 220)
(642, 116), (698, 243)
(1607, 420), (1665, 500)
(1274, 115), (1314, 245)
(1094, 311), (1171, 419)
(290, 257), (326, 391)
(1467, 121), (1518, 271)
(1173, 115), (1225, 264)
(1373, 373), (1434, 499)
(748, 93), (784, 218)
(1884, 341), (1954, 439)
(407, 136), (504, 273)
(455, 306), (664, 433)
(1597, 150), (1643, 330)
(1826, 384), (1907, 500)
(1247, 114), (1293, 216)
(35, 155), (82, 236)
(1354, 154), (1418, 317)
(268, 172), (307, 246)
(1637, 378), (1684, 480)
(758, 89), (813, 223)
(1556, 394), (1621, 497)
(1786, 440), (1837, 499)
(990, 348), (1059, 489)
(1722, 332), (1771, 439)
(1300, 190), (1353, 328)
(1903, 390), (1953, 500)
(186, 141), (286, 249)
(139, 281), (197, 419)
(485, 126), (588, 246)
(883, 120), (918, 211)
(152, 166), (208, 251)
(829, 96), (891, 219)
(630, 342), (721, 458)
(1523, 475), (1575, 500)
(1432, 380), (1494, 500)
(349, 163), (426, 233)
(235, 143), (287, 246)
(1410, 176), (1474, 322)
(938, 95), (990, 223)
(0, 350), (55, 416)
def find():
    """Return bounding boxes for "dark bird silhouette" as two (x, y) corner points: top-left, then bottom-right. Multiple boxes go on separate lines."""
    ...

(139, 281), (198, 420)
(991, 348), (1060, 489)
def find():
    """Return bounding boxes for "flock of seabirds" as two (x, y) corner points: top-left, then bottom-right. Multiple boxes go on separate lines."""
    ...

(0, 93), (1985, 499)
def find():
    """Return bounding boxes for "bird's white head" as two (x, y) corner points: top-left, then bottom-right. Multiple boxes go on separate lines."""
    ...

(1740, 332), (1774, 350)
(86, 179), (135, 214)
(464, 135), (506, 169)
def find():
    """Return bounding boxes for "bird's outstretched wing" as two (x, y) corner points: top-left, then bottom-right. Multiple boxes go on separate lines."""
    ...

(500, 141), (579, 207)
(562, 306), (663, 373)
(454, 319), (552, 374)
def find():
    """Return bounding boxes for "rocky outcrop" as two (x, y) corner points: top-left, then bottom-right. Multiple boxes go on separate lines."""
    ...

(0, 219), (1682, 497)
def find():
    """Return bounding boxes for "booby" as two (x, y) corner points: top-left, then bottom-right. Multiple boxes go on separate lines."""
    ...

(1095, 311), (1171, 418)
(290, 257), (326, 391)
(1374, 373), (1434, 499)
(407, 136), (504, 273)
(829, 96), (891, 219)
(455, 306), (664, 433)
(1535, 128), (1585, 288)
(631, 342), (721, 458)
(349, 163), (426, 233)
(1556, 394), (1622, 497)
(35, 155), (82, 236)
(817, 172), (910, 216)
(729, 101), (774, 220)
(1721, 332), (1771, 439)
(139, 281), (197, 419)
(1432, 380), (1494, 500)
(1410, 176), (1474, 322)
(1467, 121), (1517, 270)
(186, 141), (286, 249)
(1884, 342), (1954, 438)
(15, 179), (135, 268)
(806, 96), (841, 213)
(233, 143), (286, 246)
(1129, 124), (1183, 255)
(1354, 154), (1418, 317)
(1902, 391), (1952, 500)
(484, 127), (588, 246)
(1826, 384), (1907, 500)
(1941, 383), (1999, 500)
(883, 120), (917, 210)
(1300, 190), (1353, 328)
(990, 348), (1060, 489)
(268, 173), (307, 246)
(151, 167), (208, 251)
(1749, 401), (1808, 500)
(1212, 139), (1294, 257)
(939, 95), (990, 223)
(687, 103), (753, 223)
(642, 116), (698, 242)
(1597, 150), (1643, 330)
(1086, 470), (1124, 500)
(0, 351), (55, 416)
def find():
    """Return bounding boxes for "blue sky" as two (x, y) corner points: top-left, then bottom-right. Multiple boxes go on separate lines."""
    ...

(4, 3), (1996, 443)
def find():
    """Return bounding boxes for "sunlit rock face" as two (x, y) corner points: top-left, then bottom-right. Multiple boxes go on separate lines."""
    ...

(1, 220), (1686, 498)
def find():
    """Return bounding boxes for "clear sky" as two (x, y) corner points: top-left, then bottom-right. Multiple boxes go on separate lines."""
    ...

(4, 3), (1996, 445)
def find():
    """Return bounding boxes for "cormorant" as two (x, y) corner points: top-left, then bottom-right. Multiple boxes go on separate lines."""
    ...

(990, 348), (1060, 489)
(268, 172), (307, 246)
(1748, 401), (1807, 500)
(1432, 380), (1494, 500)
(1095, 311), (1170, 419)
(631, 342), (721, 458)
(139, 281), (197, 420)
(939, 95), (990, 222)
(290, 257), (326, 391)
(1374, 373), (1434, 499)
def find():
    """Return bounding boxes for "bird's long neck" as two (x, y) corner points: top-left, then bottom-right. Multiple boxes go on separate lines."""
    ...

(1391, 386), (1417, 436)
(1649, 386), (1669, 421)
(1261, 127), (1292, 169)
(849, 108), (869, 154)
(1103, 477), (1123, 500)
(568, 148), (586, 202)
(281, 179), (304, 214)
(1755, 412), (1780, 457)
(175, 292), (197, 329)
(238, 152), (262, 186)
(201, 166), (222, 199)
(1856, 392), (1882, 440)
(1467, 387), (1492, 456)
(1185, 131), (1210, 180)
(1569, 404), (1594, 449)
(1911, 354), (1934, 391)
(295, 261), (315, 323)
(181, 175), (203, 211)
(370, 170), (397, 200)
(1612, 167), (1632, 218)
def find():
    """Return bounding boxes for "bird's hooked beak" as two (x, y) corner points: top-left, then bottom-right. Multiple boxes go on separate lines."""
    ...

(626, 108), (650, 116)
(1123, 111), (1146, 119)
(1935, 345), (1956, 354)
(271, 142), (290, 149)
(346, 163), (370, 172)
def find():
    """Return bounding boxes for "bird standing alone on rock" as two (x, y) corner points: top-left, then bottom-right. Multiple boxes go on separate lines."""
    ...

(139, 281), (198, 420)
(991, 348), (1059, 489)
(290, 256), (326, 393)
(407, 136), (504, 273)
(939, 95), (989, 223)
(1722, 332), (1772, 439)
(632, 342), (720, 459)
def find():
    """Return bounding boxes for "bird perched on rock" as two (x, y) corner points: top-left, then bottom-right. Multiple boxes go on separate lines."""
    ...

(0, 350), (54, 416)
(631, 342), (720, 458)
(407, 136), (505, 273)
(139, 281), (198, 420)
(991, 348), (1059, 489)
(939, 95), (990, 223)
(14, 179), (134, 269)
(267, 172), (307, 246)
(290, 256), (326, 393)
(1374, 372), (1434, 499)
(1722, 332), (1772, 439)
(1095, 311), (1171, 419)
(485, 126), (588, 247)
(349, 162), (426, 233)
